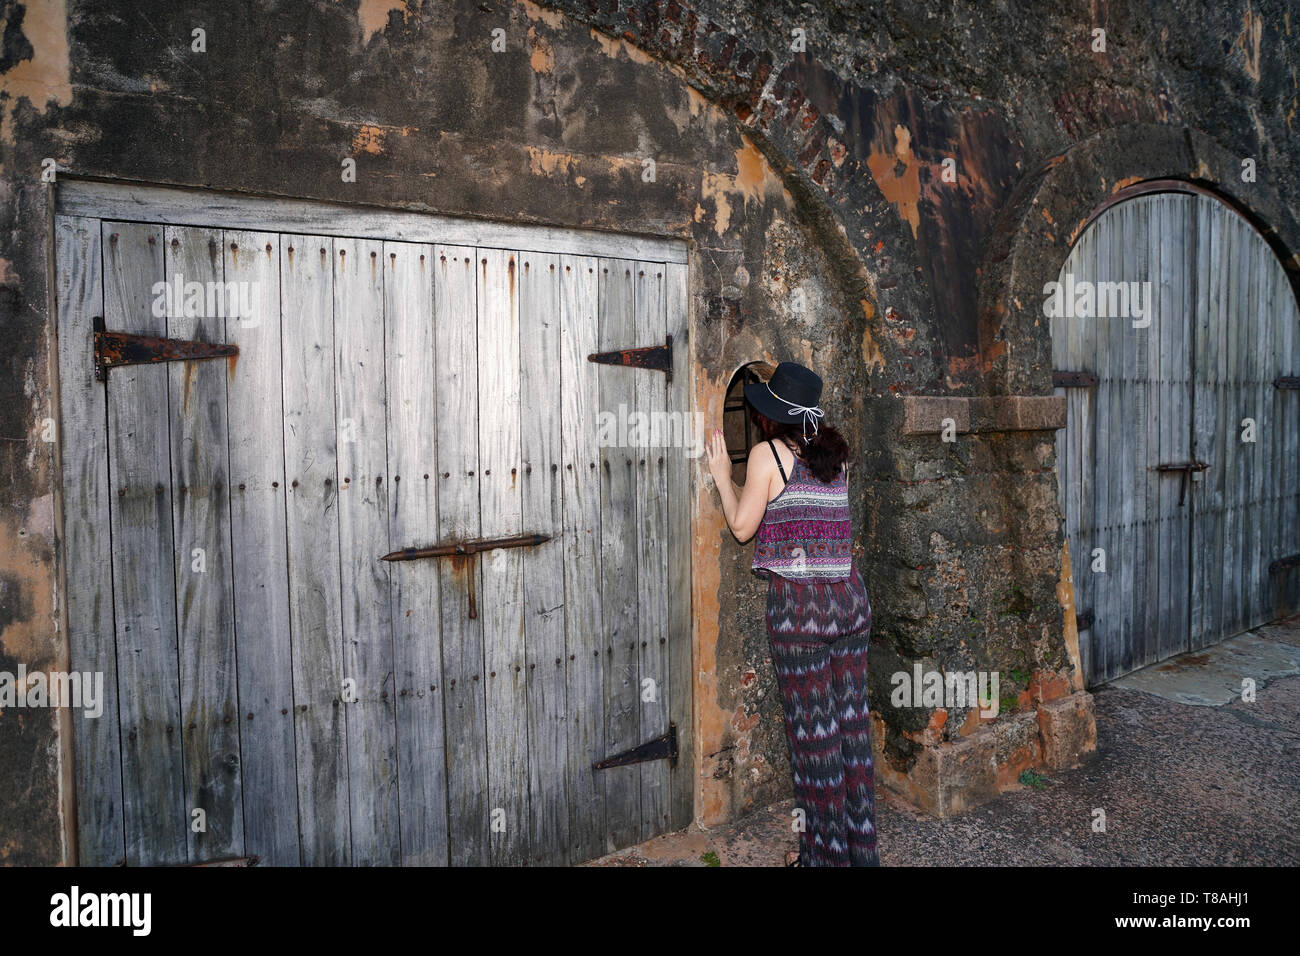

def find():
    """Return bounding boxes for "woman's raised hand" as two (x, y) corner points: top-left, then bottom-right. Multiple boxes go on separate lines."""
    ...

(704, 428), (731, 486)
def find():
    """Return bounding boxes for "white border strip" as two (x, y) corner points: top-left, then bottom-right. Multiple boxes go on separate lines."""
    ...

(56, 180), (689, 263)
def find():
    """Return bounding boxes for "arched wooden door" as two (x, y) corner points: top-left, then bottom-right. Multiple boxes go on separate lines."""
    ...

(1053, 187), (1300, 686)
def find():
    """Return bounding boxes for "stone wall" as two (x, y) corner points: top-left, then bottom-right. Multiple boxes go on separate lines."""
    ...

(1, 0), (1295, 860)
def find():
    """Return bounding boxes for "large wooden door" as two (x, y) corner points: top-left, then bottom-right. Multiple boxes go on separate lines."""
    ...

(54, 184), (693, 866)
(1054, 189), (1300, 686)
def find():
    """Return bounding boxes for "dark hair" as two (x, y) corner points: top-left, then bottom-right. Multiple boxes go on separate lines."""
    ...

(749, 407), (849, 483)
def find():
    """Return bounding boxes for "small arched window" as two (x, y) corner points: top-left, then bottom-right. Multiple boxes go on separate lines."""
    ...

(722, 361), (774, 483)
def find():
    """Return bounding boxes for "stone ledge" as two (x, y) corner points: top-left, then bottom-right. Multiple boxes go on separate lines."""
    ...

(873, 688), (1096, 818)
(900, 395), (1066, 435)
(900, 396), (970, 435)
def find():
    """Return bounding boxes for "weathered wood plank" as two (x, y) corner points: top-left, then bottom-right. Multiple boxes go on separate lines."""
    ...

(1156, 194), (1189, 664)
(1208, 204), (1232, 642)
(558, 254), (606, 864)
(518, 252), (570, 865)
(1237, 213), (1257, 631)
(1264, 231), (1287, 617)
(477, 248), (529, 866)
(280, 235), (350, 865)
(101, 220), (188, 865)
(1119, 197), (1141, 673)
(1261, 242), (1282, 619)
(1279, 261), (1300, 614)
(1220, 211), (1244, 643)
(634, 263), (670, 841)
(1116, 199), (1140, 673)
(664, 260), (694, 831)
(434, 244), (490, 867)
(1216, 210), (1239, 641)
(384, 240), (450, 866)
(1183, 196), (1202, 646)
(55, 216), (125, 866)
(1243, 215), (1261, 631)
(1177, 194), (1195, 653)
(1189, 195), (1208, 646)
(1146, 194), (1166, 661)
(333, 236), (400, 865)
(57, 181), (688, 265)
(1259, 250), (1278, 618)
(597, 257), (642, 852)
(1277, 263), (1300, 613)
(1241, 221), (1265, 631)
(163, 225), (244, 862)
(1093, 205), (1116, 681)
(223, 230), (300, 866)
(1192, 195), (1224, 648)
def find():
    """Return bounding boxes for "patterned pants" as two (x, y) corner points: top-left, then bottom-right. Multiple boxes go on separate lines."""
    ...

(765, 564), (879, 866)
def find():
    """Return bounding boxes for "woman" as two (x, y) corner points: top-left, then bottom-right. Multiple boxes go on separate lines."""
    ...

(704, 361), (879, 867)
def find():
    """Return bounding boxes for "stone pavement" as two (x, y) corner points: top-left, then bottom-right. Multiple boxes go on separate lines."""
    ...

(587, 614), (1300, 867)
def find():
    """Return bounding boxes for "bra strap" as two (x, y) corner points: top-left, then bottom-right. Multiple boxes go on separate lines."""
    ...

(767, 439), (788, 485)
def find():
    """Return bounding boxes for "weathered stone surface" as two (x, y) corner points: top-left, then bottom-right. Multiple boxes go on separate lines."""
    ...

(2, 0), (1295, 860)
(900, 396), (970, 434)
(899, 395), (1067, 434)
(1038, 691), (1099, 772)
(969, 396), (1068, 432)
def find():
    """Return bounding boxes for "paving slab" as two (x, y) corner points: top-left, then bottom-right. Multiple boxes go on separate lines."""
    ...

(588, 614), (1300, 867)
(1110, 632), (1300, 706)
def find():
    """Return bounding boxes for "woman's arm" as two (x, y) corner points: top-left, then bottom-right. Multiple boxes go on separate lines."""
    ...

(705, 430), (777, 542)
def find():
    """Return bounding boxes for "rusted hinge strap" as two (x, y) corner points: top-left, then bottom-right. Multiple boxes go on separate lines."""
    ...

(593, 723), (678, 771)
(588, 334), (673, 382)
(381, 532), (551, 621)
(94, 316), (238, 382)
(380, 532), (551, 563)
(1274, 376), (1300, 389)
(1269, 553), (1300, 574)
(1075, 609), (1094, 631)
(1052, 370), (1099, 388)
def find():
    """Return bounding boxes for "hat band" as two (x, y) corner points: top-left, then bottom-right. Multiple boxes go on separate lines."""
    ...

(766, 382), (824, 440)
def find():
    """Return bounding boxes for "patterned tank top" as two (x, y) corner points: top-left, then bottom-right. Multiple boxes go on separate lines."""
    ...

(751, 444), (852, 583)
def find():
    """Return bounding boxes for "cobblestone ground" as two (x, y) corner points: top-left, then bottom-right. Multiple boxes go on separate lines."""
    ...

(588, 615), (1300, 867)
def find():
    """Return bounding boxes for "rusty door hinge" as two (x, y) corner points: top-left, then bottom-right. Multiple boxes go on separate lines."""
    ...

(593, 723), (677, 771)
(380, 532), (551, 619)
(1052, 370), (1099, 388)
(94, 316), (238, 382)
(1075, 609), (1094, 631)
(1274, 376), (1300, 389)
(588, 334), (673, 382)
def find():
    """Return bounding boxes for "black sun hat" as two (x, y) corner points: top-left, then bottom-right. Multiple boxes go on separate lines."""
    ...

(744, 361), (825, 439)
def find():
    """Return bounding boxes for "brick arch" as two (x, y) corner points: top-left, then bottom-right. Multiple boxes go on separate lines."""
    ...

(978, 122), (1300, 396)
(534, 0), (895, 376)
